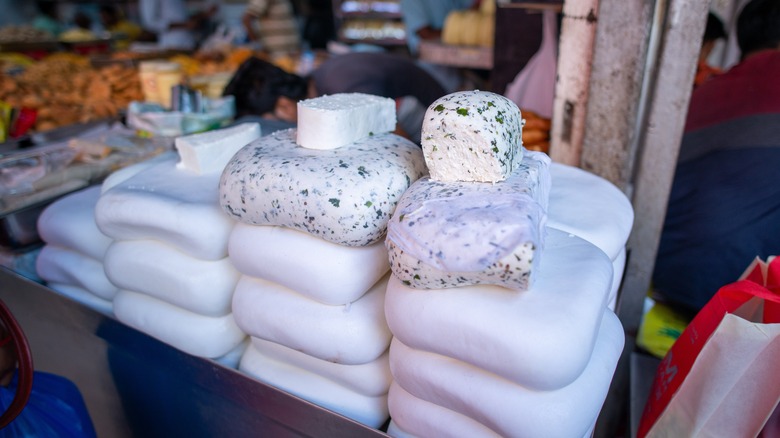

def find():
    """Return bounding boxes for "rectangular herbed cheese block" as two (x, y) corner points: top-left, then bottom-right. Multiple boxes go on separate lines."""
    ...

(422, 90), (524, 183)
(175, 122), (261, 174)
(385, 150), (551, 291)
(220, 129), (427, 247)
(296, 93), (396, 150)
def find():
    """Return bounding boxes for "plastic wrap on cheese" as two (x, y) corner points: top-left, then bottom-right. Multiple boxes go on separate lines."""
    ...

(386, 150), (550, 290)
(297, 93), (396, 150)
(219, 129), (427, 247)
(422, 90), (523, 183)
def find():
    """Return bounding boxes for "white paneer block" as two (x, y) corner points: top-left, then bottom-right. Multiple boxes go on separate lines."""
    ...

(36, 245), (118, 301)
(232, 274), (391, 365)
(175, 122), (261, 174)
(113, 290), (246, 359)
(387, 383), (500, 438)
(386, 151), (550, 291)
(228, 223), (389, 305)
(96, 155), (235, 261)
(296, 93), (396, 150)
(389, 311), (624, 438)
(385, 229), (613, 390)
(421, 90), (523, 183)
(47, 282), (113, 316)
(220, 129), (426, 247)
(214, 337), (249, 370)
(239, 343), (390, 429)
(251, 337), (392, 397)
(37, 185), (112, 260)
(103, 239), (239, 317)
(548, 162), (634, 262)
(101, 151), (177, 193)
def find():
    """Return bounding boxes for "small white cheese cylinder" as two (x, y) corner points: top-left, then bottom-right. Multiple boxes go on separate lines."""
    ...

(175, 122), (261, 174)
(296, 93), (396, 150)
(422, 90), (524, 183)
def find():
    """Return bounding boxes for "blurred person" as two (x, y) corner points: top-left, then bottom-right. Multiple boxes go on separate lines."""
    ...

(242, 0), (302, 59)
(223, 51), (448, 144)
(59, 11), (96, 42)
(694, 12), (728, 87)
(652, 0), (780, 315)
(32, 1), (64, 37)
(139, 0), (217, 50)
(99, 5), (143, 48)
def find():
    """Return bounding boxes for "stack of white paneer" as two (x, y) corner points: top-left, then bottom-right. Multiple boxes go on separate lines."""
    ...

(36, 185), (117, 315)
(219, 93), (428, 428)
(91, 124), (261, 366)
(384, 90), (631, 438)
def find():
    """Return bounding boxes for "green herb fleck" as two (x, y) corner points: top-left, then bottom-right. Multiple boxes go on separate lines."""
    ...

(402, 280), (411, 286)
(434, 104), (445, 112)
(369, 132), (374, 136)
(413, 274), (420, 280)
(399, 214), (405, 222)
(492, 146), (499, 153)
(488, 101), (495, 107)
(328, 198), (340, 207)
(456, 108), (469, 116)
(496, 115), (504, 124)
(365, 201), (372, 207)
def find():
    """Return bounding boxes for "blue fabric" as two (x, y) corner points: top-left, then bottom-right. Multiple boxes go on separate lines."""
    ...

(653, 147), (780, 313)
(0, 371), (96, 438)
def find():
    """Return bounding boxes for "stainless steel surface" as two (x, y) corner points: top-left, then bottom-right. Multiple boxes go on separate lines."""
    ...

(0, 267), (389, 437)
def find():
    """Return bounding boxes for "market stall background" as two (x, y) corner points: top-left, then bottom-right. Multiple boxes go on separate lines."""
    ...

(0, 0), (752, 436)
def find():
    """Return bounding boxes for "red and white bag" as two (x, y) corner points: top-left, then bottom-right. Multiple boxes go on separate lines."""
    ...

(638, 256), (780, 438)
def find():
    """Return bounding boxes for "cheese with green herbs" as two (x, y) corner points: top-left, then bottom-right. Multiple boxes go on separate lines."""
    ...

(219, 129), (427, 247)
(385, 150), (550, 290)
(422, 90), (524, 183)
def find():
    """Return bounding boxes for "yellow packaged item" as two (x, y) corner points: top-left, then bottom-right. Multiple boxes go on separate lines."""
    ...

(636, 299), (691, 359)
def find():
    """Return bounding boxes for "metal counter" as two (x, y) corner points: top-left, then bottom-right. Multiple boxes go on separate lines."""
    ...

(0, 267), (389, 437)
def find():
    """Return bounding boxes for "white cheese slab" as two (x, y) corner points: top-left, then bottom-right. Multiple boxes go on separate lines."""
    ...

(96, 155), (235, 261)
(47, 282), (114, 317)
(239, 343), (390, 429)
(387, 383), (500, 438)
(219, 129), (426, 247)
(389, 311), (624, 438)
(228, 223), (389, 305)
(37, 185), (112, 261)
(547, 162), (634, 262)
(101, 151), (177, 193)
(296, 93), (396, 150)
(385, 150), (550, 291)
(103, 239), (239, 317)
(175, 122), (261, 174)
(251, 337), (392, 397)
(384, 228), (613, 390)
(36, 245), (118, 301)
(113, 290), (246, 359)
(421, 90), (524, 183)
(232, 273), (391, 365)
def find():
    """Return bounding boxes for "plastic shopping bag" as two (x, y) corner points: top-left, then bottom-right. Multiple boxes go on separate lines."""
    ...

(0, 371), (97, 437)
(638, 256), (780, 437)
(504, 9), (558, 118)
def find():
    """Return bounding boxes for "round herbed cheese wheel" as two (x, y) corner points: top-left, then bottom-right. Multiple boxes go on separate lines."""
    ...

(421, 90), (523, 183)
